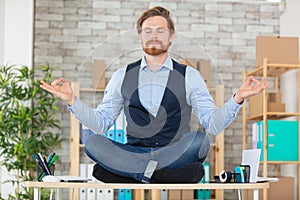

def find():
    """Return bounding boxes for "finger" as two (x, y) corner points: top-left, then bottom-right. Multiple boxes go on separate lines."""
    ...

(246, 76), (254, 84)
(250, 77), (263, 86)
(50, 79), (63, 86)
(40, 80), (53, 90)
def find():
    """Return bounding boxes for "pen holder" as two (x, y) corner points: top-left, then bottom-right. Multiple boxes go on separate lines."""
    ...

(36, 164), (55, 182)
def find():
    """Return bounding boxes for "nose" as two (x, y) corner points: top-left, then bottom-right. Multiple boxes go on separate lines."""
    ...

(151, 30), (158, 39)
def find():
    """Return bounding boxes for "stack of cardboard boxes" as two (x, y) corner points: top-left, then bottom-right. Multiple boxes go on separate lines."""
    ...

(248, 36), (299, 117)
(248, 92), (285, 117)
(92, 59), (106, 89)
(179, 58), (211, 87)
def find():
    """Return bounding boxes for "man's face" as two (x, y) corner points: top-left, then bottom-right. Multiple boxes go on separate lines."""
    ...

(138, 16), (174, 56)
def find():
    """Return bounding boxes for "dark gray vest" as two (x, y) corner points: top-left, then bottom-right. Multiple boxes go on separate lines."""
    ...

(121, 59), (192, 147)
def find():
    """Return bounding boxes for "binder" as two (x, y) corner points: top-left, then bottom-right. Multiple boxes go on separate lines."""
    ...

(195, 177), (204, 199)
(97, 189), (105, 199)
(105, 189), (114, 200)
(106, 110), (127, 144)
(160, 189), (168, 200)
(252, 122), (258, 149)
(203, 163), (210, 199)
(118, 189), (126, 200)
(87, 164), (96, 200)
(105, 129), (115, 141)
(80, 124), (94, 144)
(115, 129), (126, 144)
(125, 189), (132, 200)
(195, 163), (210, 199)
(79, 163), (87, 200)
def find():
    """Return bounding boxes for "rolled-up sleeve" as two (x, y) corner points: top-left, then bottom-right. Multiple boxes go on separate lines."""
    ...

(67, 68), (126, 134)
(186, 67), (242, 135)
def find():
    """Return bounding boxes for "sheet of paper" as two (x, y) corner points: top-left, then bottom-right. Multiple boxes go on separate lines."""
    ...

(241, 149), (261, 183)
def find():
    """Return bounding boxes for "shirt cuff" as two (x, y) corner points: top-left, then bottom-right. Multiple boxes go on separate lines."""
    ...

(67, 96), (78, 112)
(233, 93), (244, 105)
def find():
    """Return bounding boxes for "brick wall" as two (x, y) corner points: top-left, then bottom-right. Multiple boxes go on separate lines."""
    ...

(34, 1), (282, 199)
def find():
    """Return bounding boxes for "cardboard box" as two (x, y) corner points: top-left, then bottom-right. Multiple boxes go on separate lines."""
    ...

(197, 59), (211, 87)
(248, 92), (285, 117)
(259, 177), (294, 200)
(168, 190), (194, 200)
(168, 190), (181, 200)
(181, 190), (194, 200)
(256, 36), (299, 67)
(179, 59), (198, 69)
(92, 59), (106, 89)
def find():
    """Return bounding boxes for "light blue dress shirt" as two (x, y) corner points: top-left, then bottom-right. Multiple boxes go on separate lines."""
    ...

(68, 56), (242, 136)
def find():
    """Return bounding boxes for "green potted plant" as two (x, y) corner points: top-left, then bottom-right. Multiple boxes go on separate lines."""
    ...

(0, 63), (64, 200)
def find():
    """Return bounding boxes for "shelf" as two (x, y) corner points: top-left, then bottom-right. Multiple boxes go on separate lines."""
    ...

(247, 112), (299, 121)
(247, 63), (300, 77)
(242, 59), (300, 200)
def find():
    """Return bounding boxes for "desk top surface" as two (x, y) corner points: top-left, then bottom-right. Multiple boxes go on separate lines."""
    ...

(24, 181), (269, 190)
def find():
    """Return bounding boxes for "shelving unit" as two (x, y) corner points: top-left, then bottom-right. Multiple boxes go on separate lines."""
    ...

(242, 58), (300, 200)
(69, 82), (225, 200)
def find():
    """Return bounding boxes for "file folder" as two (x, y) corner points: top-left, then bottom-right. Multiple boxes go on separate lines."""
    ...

(80, 124), (94, 144)
(160, 189), (168, 200)
(79, 163), (87, 200)
(203, 163), (210, 199)
(87, 164), (96, 200)
(105, 189), (114, 200)
(125, 189), (132, 200)
(118, 189), (126, 200)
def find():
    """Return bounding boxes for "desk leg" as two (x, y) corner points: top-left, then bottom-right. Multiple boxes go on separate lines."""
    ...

(238, 189), (243, 200)
(33, 187), (40, 200)
(55, 188), (61, 200)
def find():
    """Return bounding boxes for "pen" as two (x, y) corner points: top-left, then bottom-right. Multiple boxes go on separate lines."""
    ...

(49, 154), (58, 166)
(48, 152), (56, 163)
(32, 154), (43, 169)
(37, 153), (51, 175)
(38, 154), (59, 181)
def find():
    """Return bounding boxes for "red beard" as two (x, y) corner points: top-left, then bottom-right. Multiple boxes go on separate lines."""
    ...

(143, 47), (167, 56)
(143, 40), (168, 56)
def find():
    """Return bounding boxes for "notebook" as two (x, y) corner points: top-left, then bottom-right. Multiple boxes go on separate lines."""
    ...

(42, 175), (92, 183)
(241, 149), (278, 183)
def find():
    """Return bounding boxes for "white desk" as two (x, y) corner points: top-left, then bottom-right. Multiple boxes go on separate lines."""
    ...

(24, 181), (269, 200)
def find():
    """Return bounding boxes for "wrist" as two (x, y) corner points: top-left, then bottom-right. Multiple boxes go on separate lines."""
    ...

(67, 95), (76, 106)
(234, 92), (244, 104)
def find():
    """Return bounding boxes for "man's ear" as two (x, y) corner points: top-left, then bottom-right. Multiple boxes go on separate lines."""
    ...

(138, 33), (142, 43)
(169, 33), (175, 45)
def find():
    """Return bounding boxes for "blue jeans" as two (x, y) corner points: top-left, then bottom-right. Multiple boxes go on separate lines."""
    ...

(85, 130), (211, 182)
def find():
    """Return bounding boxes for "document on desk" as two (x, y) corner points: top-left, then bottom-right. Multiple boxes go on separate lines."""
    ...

(58, 176), (92, 182)
(241, 149), (261, 183)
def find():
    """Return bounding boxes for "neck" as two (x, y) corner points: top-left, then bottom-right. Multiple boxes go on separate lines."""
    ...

(145, 52), (168, 70)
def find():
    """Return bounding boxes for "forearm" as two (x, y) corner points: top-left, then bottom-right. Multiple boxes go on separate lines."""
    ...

(68, 98), (113, 134)
(198, 96), (242, 135)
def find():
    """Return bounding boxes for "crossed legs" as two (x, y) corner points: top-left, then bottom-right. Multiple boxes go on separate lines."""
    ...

(85, 131), (211, 183)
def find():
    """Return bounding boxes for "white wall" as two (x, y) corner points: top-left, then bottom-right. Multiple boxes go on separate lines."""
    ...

(3, 0), (34, 66)
(280, 0), (300, 199)
(0, 0), (5, 65)
(0, 0), (34, 198)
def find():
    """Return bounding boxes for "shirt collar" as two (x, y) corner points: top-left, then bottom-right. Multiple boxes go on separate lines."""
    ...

(140, 56), (173, 72)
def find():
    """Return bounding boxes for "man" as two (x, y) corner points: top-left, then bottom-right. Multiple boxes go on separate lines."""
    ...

(40, 6), (268, 183)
